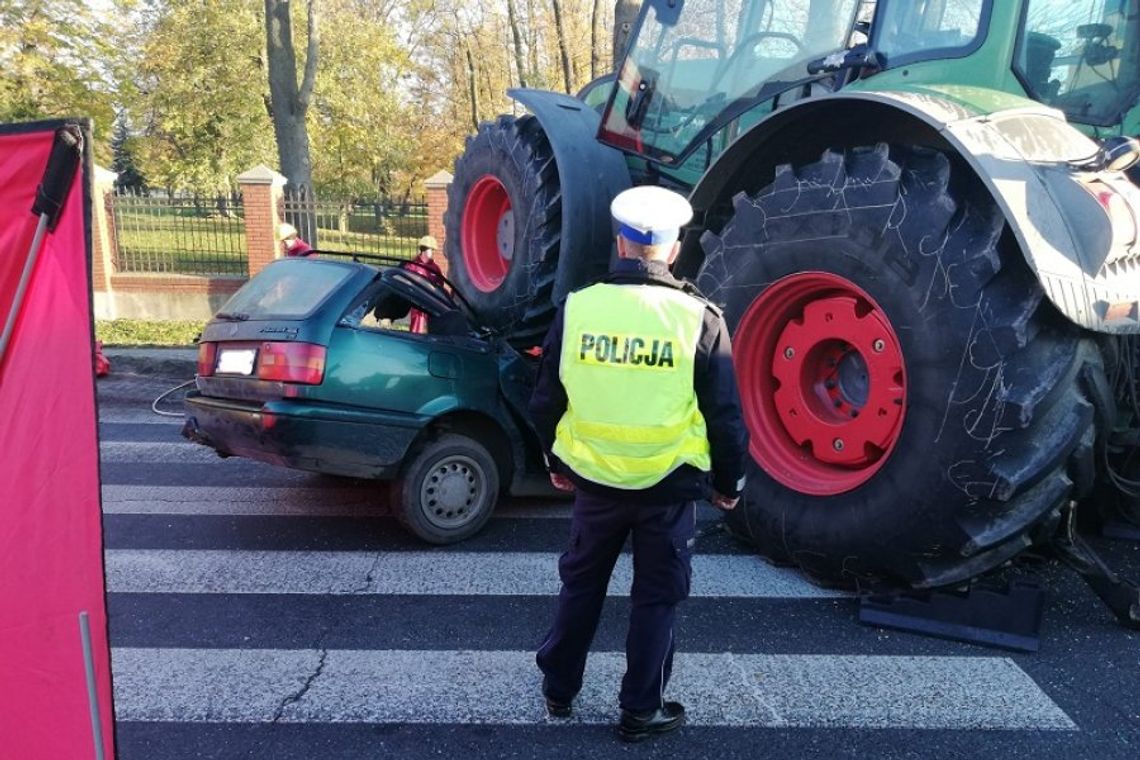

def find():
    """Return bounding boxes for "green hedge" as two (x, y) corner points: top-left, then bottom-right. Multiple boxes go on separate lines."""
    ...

(96, 319), (206, 347)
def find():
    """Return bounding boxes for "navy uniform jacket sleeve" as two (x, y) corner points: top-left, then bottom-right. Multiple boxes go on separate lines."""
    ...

(528, 307), (568, 472)
(694, 307), (748, 498)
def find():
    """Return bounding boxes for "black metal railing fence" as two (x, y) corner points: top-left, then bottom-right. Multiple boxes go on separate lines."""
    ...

(282, 187), (429, 261)
(111, 191), (248, 277)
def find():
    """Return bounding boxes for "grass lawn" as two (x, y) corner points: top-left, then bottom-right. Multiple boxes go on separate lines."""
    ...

(96, 319), (206, 347)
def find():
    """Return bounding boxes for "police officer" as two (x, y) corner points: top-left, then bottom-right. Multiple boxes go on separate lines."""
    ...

(529, 185), (747, 742)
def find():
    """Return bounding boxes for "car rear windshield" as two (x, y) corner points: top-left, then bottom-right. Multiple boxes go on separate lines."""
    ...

(216, 259), (355, 320)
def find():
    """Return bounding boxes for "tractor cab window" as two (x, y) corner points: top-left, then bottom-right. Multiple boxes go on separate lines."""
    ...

(1015, 0), (1140, 127)
(872, 0), (990, 66)
(599, 0), (860, 165)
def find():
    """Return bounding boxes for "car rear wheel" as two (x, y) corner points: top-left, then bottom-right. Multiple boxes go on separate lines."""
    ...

(392, 433), (500, 544)
(697, 143), (1105, 589)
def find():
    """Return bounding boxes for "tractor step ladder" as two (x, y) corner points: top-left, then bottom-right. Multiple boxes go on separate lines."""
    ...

(857, 579), (1045, 652)
(1054, 503), (1140, 629)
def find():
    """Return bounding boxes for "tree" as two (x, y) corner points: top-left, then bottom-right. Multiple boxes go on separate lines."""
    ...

(265, 0), (319, 197)
(550, 0), (575, 94)
(110, 114), (146, 192)
(590, 0), (604, 80)
(307, 0), (417, 197)
(465, 44), (481, 132)
(124, 0), (274, 192)
(0, 0), (118, 161)
(506, 0), (528, 88)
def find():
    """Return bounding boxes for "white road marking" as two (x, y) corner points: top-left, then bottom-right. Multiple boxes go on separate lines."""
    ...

(100, 485), (571, 519)
(99, 409), (186, 424)
(105, 549), (842, 598)
(102, 485), (382, 516)
(101, 442), (225, 463)
(111, 648), (1075, 730)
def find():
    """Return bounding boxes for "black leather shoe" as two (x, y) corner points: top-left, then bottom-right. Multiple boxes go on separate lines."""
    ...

(542, 679), (573, 718)
(618, 701), (686, 742)
(544, 694), (572, 718)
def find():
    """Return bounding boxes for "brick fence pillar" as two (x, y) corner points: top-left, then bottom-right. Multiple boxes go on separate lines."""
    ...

(237, 165), (287, 276)
(90, 166), (117, 296)
(424, 170), (453, 276)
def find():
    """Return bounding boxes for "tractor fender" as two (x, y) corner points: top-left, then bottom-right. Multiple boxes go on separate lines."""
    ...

(688, 91), (1140, 335)
(507, 88), (632, 301)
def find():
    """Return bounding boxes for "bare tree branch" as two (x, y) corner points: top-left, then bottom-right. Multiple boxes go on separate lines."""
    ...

(465, 42), (480, 132)
(590, 0), (603, 80)
(298, 0), (320, 109)
(506, 0), (528, 88)
(551, 0), (574, 93)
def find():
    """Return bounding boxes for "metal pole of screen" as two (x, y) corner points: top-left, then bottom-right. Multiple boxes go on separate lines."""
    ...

(79, 612), (106, 760)
(0, 125), (83, 369)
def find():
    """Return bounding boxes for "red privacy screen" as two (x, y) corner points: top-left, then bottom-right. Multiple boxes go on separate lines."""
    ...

(0, 122), (115, 758)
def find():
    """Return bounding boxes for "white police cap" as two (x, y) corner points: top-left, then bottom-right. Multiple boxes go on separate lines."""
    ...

(611, 186), (693, 246)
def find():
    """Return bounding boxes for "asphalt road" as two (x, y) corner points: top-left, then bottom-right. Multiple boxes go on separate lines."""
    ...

(99, 373), (1140, 759)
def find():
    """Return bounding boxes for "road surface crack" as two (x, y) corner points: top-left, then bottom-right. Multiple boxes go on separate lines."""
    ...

(349, 552), (383, 594)
(272, 648), (328, 723)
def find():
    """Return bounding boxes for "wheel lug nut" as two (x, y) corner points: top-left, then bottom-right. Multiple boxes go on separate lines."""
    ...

(825, 379), (836, 390)
(833, 438), (845, 451)
(872, 339), (885, 353)
(784, 347), (795, 360)
(833, 399), (843, 408)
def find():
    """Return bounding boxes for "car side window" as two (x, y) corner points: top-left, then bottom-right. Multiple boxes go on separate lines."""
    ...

(340, 285), (413, 333)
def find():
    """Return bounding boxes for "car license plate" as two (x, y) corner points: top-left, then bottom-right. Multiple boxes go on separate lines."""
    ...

(216, 348), (256, 375)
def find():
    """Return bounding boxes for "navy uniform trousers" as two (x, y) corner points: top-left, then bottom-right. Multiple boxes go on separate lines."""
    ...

(536, 490), (697, 712)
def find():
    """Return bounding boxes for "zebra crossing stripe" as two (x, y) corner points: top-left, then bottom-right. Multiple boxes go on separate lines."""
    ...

(101, 441), (228, 463)
(111, 648), (1075, 730)
(100, 485), (571, 519)
(104, 549), (842, 598)
(100, 439), (233, 464)
(99, 410), (185, 424)
(101, 485), (382, 517)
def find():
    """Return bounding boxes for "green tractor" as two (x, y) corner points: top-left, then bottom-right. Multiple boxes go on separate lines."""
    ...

(445, 0), (1140, 607)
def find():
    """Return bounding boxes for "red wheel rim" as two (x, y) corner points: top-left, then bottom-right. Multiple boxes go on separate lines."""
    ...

(461, 175), (514, 292)
(735, 272), (907, 496)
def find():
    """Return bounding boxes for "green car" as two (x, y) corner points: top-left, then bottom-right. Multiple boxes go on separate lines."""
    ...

(182, 256), (552, 544)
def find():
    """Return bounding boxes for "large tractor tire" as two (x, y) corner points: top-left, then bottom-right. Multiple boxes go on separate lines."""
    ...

(445, 115), (567, 347)
(697, 144), (1107, 589)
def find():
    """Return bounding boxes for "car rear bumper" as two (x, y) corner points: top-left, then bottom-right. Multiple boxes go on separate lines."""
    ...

(182, 392), (425, 479)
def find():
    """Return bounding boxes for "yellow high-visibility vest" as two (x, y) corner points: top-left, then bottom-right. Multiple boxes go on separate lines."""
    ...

(553, 281), (711, 489)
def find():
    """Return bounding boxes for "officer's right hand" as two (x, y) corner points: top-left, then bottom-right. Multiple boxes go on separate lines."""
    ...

(550, 473), (577, 493)
(711, 491), (739, 511)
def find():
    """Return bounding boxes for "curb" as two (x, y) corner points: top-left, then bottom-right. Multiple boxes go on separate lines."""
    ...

(103, 348), (198, 378)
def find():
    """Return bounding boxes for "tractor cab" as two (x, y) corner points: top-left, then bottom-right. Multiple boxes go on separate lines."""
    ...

(598, 0), (865, 166)
(863, 0), (1140, 132)
(599, 0), (1140, 171)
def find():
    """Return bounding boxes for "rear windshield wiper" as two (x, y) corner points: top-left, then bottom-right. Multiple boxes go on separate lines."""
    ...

(214, 311), (251, 321)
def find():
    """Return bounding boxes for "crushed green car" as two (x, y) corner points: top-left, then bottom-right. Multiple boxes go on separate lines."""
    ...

(182, 255), (553, 544)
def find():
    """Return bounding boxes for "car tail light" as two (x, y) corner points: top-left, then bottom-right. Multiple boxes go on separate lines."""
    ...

(257, 342), (326, 385)
(197, 342), (217, 377)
